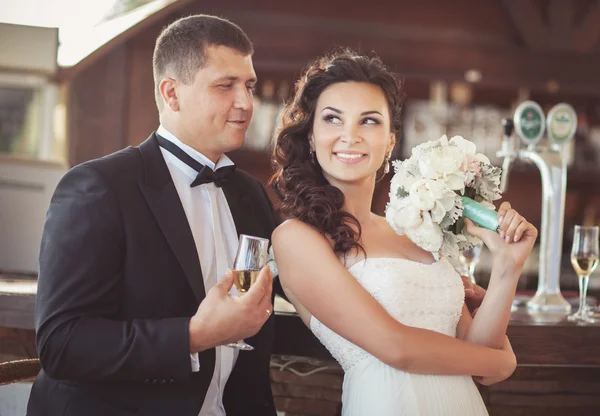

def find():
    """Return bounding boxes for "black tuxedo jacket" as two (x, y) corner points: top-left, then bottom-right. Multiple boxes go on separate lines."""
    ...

(27, 133), (279, 416)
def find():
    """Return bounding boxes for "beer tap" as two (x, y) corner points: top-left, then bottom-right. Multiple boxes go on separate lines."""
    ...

(499, 118), (515, 193)
(497, 101), (577, 312)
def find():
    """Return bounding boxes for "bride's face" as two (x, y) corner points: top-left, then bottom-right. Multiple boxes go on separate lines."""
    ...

(311, 81), (395, 186)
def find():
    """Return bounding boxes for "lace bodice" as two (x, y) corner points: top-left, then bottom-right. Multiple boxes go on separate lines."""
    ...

(310, 257), (465, 371)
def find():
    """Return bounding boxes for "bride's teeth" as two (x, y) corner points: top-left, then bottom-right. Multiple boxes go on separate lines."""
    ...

(337, 153), (363, 159)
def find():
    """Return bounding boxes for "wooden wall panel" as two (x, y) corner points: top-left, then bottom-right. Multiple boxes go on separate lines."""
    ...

(68, 44), (129, 166)
(125, 39), (159, 146)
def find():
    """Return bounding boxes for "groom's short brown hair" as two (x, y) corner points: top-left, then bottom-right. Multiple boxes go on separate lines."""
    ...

(152, 14), (254, 110)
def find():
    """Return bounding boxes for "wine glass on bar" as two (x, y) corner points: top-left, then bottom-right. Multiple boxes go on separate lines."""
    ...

(567, 225), (599, 323)
(226, 234), (269, 350)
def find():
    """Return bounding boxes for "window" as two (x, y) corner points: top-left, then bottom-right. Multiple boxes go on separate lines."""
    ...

(0, 72), (63, 162)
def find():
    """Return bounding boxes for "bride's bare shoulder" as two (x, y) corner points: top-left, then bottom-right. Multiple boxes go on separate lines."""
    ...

(274, 218), (314, 236)
(273, 219), (325, 245)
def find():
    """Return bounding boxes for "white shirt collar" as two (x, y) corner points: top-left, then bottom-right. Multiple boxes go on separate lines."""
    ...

(156, 125), (234, 171)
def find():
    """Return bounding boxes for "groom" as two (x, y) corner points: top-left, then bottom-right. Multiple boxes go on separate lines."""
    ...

(27, 15), (278, 416)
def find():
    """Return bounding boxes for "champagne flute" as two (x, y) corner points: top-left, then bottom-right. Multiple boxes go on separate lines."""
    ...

(567, 225), (599, 323)
(226, 234), (269, 351)
(459, 242), (483, 285)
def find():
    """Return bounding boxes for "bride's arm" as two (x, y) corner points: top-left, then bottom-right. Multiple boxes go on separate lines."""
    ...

(273, 219), (516, 379)
(458, 202), (538, 349)
(457, 262), (519, 347)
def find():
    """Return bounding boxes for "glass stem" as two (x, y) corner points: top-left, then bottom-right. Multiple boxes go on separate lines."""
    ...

(578, 274), (590, 315)
(468, 263), (476, 284)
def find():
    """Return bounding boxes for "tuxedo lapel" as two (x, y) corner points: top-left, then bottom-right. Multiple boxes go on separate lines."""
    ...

(137, 133), (206, 303)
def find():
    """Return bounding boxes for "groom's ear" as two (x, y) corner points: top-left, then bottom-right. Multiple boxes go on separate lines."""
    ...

(159, 77), (180, 112)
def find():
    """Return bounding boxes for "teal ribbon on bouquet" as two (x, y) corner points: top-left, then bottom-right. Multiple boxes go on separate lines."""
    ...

(461, 197), (499, 231)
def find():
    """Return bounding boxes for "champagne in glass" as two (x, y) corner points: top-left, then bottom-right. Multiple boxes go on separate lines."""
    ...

(459, 242), (483, 285)
(568, 226), (599, 323)
(573, 255), (600, 319)
(571, 256), (599, 277)
(227, 234), (269, 351)
(233, 270), (261, 294)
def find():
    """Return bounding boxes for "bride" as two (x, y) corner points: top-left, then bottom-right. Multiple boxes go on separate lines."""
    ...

(270, 50), (537, 415)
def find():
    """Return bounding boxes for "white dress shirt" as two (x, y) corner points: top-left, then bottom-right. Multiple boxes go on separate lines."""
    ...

(157, 125), (240, 416)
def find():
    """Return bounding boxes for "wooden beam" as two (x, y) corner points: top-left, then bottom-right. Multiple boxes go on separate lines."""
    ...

(61, 2), (600, 98)
(183, 3), (513, 50)
(252, 50), (600, 96)
(571, 0), (600, 53)
(549, 0), (574, 50)
(233, 11), (600, 95)
(501, 0), (550, 50)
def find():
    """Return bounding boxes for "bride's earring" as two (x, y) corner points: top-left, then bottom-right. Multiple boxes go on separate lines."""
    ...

(310, 150), (317, 165)
(383, 154), (391, 174)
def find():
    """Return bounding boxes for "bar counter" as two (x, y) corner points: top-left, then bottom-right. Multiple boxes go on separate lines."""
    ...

(2, 278), (600, 415)
(272, 296), (600, 415)
(273, 300), (600, 367)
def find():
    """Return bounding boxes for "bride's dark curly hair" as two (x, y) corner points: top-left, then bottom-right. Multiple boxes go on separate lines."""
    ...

(270, 49), (404, 257)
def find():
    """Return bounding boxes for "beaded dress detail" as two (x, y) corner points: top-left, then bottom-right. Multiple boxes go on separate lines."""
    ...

(310, 257), (488, 415)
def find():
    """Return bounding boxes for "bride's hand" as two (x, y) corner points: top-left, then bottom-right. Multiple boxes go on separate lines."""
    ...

(465, 201), (538, 272)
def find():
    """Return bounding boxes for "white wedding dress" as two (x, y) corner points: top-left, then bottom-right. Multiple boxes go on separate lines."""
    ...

(310, 257), (489, 415)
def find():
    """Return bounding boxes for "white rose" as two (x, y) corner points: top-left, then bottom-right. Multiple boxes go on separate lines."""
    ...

(409, 179), (438, 211)
(411, 139), (439, 159)
(394, 161), (421, 195)
(449, 135), (476, 155)
(386, 197), (424, 233)
(409, 179), (457, 223)
(449, 135), (491, 166)
(417, 139), (466, 191)
(389, 172), (404, 202)
(406, 212), (444, 253)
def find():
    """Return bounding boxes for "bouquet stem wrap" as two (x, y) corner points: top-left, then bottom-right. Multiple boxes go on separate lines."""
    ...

(461, 197), (499, 231)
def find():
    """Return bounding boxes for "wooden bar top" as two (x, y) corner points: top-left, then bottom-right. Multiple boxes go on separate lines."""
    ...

(2, 278), (599, 367)
(0, 278), (36, 330)
(272, 296), (600, 368)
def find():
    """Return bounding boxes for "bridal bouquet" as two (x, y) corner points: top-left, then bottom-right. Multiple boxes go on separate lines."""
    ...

(386, 135), (502, 259)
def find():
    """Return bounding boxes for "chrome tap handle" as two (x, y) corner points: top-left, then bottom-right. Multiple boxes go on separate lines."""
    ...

(498, 118), (515, 193)
(502, 118), (514, 136)
(500, 157), (511, 193)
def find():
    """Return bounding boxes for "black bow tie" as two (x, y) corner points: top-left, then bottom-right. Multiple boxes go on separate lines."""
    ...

(191, 164), (236, 187)
(156, 134), (236, 188)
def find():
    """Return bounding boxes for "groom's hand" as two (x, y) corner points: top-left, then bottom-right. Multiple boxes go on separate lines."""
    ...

(188, 266), (273, 353)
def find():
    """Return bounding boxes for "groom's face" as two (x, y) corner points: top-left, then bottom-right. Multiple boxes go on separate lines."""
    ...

(175, 45), (257, 158)
(311, 81), (396, 186)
